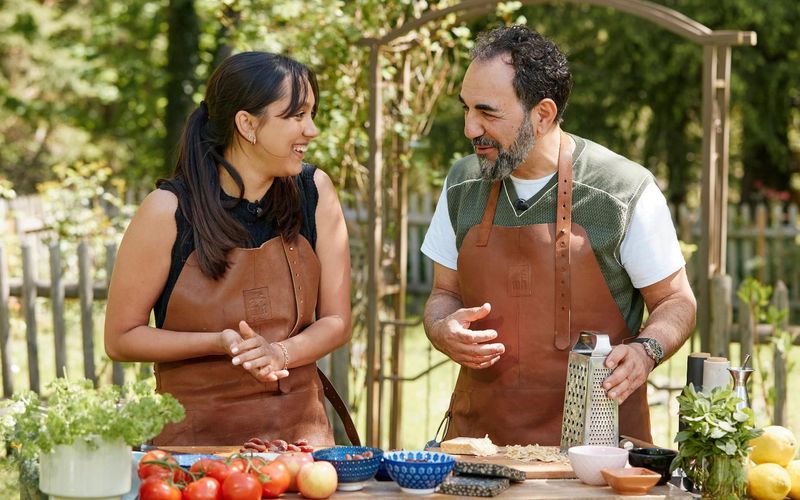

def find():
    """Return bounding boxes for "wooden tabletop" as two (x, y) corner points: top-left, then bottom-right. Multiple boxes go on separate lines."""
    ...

(329, 479), (692, 498)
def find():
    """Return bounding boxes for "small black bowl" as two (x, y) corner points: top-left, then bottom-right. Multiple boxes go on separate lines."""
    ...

(628, 447), (678, 485)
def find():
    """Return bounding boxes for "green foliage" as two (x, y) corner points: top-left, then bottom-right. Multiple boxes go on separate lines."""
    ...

(0, 378), (184, 463)
(38, 161), (135, 242)
(673, 384), (761, 498)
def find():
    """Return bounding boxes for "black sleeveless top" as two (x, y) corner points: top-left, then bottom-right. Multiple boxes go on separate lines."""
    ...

(153, 164), (319, 328)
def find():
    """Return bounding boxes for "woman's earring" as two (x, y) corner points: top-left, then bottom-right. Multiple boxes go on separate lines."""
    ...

(249, 135), (256, 145)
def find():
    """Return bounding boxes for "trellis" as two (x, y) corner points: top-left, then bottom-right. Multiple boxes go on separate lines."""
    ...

(361, 0), (756, 447)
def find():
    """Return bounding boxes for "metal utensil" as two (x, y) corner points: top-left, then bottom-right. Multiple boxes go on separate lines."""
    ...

(560, 332), (619, 452)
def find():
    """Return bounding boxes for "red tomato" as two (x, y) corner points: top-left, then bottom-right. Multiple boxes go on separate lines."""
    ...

(139, 450), (181, 482)
(140, 477), (182, 500)
(257, 461), (291, 498)
(221, 471), (262, 500)
(191, 458), (231, 484)
(182, 477), (222, 500)
(227, 456), (266, 474)
(227, 458), (248, 474)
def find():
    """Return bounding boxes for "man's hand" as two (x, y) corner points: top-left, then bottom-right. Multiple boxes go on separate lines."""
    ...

(429, 303), (505, 369)
(602, 343), (654, 403)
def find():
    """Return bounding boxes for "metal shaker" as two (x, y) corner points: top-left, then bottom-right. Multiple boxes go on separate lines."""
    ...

(560, 332), (619, 452)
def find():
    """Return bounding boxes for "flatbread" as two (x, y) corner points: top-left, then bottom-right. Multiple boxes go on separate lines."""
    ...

(504, 444), (568, 464)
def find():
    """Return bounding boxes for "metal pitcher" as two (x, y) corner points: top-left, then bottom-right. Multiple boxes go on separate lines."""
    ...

(560, 332), (619, 452)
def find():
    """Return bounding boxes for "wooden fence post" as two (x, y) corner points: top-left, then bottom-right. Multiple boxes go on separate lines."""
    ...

(78, 241), (96, 385)
(739, 299), (754, 367)
(0, 245), (13, 396)
(772, 280), (789, 426)
(50, 242), (67, 379)
(22, 244), (40, 393)
(710, 274), (732, 358)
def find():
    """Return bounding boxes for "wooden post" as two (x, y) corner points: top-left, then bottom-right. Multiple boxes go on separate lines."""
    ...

(78, 241), (96, 385)
(106, 242), (124, 386)
(770, 204), (783, 285)
(755, 203), (767, 283)
(772, 280), (789, 426)
(22, 244), (40, 392)
(50, 242), (67, 379)
(389, 85), (410, 449)
(0, 245), (13, 396)
(709, 275), (732, 358)
(739, 299), (754, 367)
(365, 41), (384, 448)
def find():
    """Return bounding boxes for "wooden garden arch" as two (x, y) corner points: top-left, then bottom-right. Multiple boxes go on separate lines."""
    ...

(362, 0), (756, 447)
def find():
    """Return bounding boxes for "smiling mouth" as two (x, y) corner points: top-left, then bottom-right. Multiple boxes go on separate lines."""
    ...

(293, 144), (308, 155)
(474, 145), (496, 154)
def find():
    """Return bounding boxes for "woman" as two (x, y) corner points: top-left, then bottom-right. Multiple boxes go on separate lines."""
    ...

(105, 52), (352, 446)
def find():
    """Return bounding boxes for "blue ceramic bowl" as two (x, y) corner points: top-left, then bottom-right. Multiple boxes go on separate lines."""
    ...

(383, 451), (455, 494)
(312, 446), (384, 491)
(375, 457), (392, 481)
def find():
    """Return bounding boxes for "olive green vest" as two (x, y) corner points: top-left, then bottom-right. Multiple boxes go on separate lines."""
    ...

(446, 134), (654, 334)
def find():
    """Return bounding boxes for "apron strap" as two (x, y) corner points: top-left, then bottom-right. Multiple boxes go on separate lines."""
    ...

(476, 182), (502, 247)
(280, 236), (304, 337)
(281, 236), (361, 445)
(317, 367), (362, 446)
(554, 132), (574, 351)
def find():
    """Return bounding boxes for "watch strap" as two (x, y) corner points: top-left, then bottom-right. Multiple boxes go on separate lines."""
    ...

(629, 337), (664, 366)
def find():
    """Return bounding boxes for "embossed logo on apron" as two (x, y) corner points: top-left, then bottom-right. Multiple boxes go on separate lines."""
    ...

(244, 287), (271, 323)
(508, 264), (532, 297)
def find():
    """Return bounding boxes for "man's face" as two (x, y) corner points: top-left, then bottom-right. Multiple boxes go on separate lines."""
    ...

(460, 57), (536, 181)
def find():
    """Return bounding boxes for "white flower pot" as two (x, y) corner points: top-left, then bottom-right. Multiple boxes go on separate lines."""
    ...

(39, 436), (132, 500)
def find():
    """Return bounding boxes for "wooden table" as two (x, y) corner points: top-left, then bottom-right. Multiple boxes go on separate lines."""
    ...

(153, 446), (694, 498)
(328, 479), (692, 498)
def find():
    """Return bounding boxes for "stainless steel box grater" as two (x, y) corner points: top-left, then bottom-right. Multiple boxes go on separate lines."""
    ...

(559, 332), (619, 452)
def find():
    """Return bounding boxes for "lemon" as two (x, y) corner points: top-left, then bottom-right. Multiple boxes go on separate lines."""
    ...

(748, 463), (792, 500)
(750, 425), (798, 467)
(787, 460), (800, 500)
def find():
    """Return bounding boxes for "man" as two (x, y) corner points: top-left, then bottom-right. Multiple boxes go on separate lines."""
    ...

(421, 25), (696, 446)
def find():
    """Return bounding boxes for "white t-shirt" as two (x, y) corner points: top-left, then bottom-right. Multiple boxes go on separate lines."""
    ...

(421, 174), (685, 289)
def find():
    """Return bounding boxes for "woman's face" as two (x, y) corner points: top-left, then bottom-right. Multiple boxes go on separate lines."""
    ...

(252, 78), (319, 176)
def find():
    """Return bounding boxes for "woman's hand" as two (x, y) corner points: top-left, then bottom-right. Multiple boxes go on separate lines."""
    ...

(228, 320), (290, 382)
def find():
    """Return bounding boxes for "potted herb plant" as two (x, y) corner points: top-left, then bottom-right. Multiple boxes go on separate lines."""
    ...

(1, 377), (184, 500)
(673, 384), (762, 499)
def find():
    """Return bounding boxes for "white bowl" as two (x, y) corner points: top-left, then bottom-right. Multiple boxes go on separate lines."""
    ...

(568, 445), (629, 485)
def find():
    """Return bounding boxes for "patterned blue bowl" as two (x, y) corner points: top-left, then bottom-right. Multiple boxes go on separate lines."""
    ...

(312, 446), (384, 491)
(383, 451), (455, 494)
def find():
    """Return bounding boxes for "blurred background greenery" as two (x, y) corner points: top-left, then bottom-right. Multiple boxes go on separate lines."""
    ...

(0, 2), (799, 492)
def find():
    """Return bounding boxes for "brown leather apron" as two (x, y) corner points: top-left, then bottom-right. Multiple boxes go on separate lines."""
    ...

(153, 235), (337, 446)
(445, 134), (652, 446)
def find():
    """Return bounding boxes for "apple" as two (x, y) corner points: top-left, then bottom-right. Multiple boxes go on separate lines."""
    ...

(296, 461), (338, 499)
(275, 452), (314, 492)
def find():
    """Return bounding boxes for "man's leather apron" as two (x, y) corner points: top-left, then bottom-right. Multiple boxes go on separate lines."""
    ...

(445, 134), (652, 446)
(153, 235), (335, 446)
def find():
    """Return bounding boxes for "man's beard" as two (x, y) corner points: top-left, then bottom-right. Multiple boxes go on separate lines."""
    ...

(474, 115), (536, 181)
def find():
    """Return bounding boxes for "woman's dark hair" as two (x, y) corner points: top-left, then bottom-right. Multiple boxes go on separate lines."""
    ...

(159, 52), (319, 279)
(471, 25), (572, 122)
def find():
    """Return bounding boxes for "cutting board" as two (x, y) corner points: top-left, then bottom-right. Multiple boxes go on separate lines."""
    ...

(432, 447), (575, 479)
(148, 446), (575, 479)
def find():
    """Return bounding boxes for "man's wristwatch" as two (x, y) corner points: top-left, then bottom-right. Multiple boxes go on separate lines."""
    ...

(629, 337), (664, 366)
